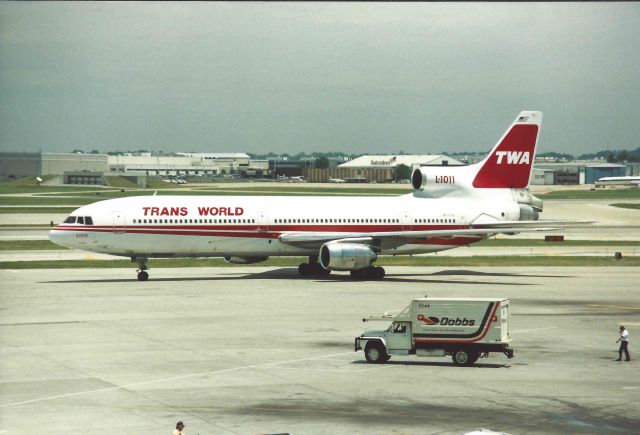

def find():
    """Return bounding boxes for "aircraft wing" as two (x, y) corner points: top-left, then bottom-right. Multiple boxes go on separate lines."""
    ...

(279, 224), (561, 250)
(469, 220), (593, 228)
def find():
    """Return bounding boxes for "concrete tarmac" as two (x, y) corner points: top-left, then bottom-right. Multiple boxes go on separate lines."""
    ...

(1, 266), (638, 434)
(1, 244), (639, 263)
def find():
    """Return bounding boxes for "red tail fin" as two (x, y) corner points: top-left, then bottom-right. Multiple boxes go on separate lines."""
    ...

(472, 111), (542, 188)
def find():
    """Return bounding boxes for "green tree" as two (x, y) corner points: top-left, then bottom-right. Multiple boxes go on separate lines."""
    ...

(395, 164), (412, 180)
(315, 156), (330, 169)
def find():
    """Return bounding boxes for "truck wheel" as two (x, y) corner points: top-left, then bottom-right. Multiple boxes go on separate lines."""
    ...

(468, 352), (479, 365)
(452, 349), (476, 366)
(364, 342), (387, 364)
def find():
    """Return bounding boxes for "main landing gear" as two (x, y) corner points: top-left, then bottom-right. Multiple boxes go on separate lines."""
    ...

(133, 256), (149, 281)
(298, 256), (331, 277)
(350, 266), (385, 280)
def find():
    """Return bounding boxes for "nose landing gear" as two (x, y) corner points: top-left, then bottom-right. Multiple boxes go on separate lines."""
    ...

(132, 256), (149, 281)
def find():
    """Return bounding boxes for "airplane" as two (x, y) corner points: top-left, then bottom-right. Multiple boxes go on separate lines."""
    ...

(288, 176), (306, 183)
(595, 176), (640, 187)
(50, 111), (560, 281)
(329, 177), (346, 183)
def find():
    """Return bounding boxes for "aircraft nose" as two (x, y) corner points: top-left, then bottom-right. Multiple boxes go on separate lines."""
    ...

(48, 228), (73, 248)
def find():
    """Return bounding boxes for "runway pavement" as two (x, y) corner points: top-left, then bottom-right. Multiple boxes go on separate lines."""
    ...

(1, 266), (638, 434)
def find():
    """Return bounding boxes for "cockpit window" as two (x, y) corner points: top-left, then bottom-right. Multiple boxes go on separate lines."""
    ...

(85, 216), (93, 225)
(77, 216), (84, 224)
(64, 216), (76, 224)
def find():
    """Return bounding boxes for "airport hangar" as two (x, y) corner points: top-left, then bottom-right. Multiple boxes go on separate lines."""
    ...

(1, 151), (639, 186)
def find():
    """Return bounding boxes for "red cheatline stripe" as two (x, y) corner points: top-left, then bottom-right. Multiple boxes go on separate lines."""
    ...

(53, 224), (471, 232)
(51, 226), (483, 245)
(414, 302), (501, 344)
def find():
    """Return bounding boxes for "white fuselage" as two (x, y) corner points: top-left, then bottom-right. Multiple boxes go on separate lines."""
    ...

(49, 191), (520, 258)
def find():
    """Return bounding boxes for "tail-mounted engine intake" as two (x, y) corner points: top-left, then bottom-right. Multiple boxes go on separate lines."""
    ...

(224, 256), (269, 264)
(411, 167), (470, 198)
(320, 243), (377, 271)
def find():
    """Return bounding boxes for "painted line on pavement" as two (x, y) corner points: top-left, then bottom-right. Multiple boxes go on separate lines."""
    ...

(0, 351), (353, 408)
(589, 304), (640, 311)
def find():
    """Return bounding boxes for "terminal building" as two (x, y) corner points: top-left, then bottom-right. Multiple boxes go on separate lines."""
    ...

(304, 154), (463, 183)
(0, 152), (269, 183)
(1, 151), (637, 186)
(0, 152), (109, 179)
(530, 161), (628, 185)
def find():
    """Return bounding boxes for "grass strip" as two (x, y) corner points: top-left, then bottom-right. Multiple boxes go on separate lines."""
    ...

(0, 197), (94, 206)
(0, 207), (77, 214)
(538, 189), (640, 200)
(1, 256), (638, 269)
(0, 240), (68, 250)
(610, 203), (640, 210)
(476, 239), (640, 247)
(3, 240), (640, 252)
(2, 239), (638, 252)
(0, 224), (53, 228)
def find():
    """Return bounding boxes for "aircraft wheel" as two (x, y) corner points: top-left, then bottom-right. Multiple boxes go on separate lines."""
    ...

(318, 266), (331, 276)
(311, 263), (330, 276)
(374, 266), (385, 280)
(137, 271), (149, 281)
(298, 263), (309, 276)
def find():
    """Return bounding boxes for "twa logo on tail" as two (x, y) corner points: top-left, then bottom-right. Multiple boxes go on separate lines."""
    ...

(472, 111), (542, 189)
(495, 151), (530, 165)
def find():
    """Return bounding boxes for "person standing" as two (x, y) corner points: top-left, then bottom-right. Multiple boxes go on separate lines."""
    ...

(173, 421), (185, 435)
(616, 326), (630, 361)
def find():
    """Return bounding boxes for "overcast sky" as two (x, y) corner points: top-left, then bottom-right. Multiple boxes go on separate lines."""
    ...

(1, 2), (639, 155)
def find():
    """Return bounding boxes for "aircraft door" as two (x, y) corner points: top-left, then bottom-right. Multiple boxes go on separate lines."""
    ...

(256, 212), (268, 233)
(112, 211), (126, 233)
(401, 211), (412, 231)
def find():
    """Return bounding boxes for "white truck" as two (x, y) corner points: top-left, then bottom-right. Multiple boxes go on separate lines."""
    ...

(355, 297), (514, 366)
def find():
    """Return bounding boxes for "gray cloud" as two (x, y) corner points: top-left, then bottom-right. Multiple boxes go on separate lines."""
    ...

(1, 2), (639, 155)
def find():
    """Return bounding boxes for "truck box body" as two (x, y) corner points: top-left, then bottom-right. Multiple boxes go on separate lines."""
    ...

(410, 298), (510, 347)
(355, 297), (513, 366)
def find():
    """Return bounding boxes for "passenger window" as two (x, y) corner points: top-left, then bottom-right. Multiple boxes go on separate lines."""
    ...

(85, 216), (93, 225)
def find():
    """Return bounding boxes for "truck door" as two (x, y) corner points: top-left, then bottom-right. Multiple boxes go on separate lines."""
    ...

(500, 303), (510, 341)
(387, 322), (412, 351)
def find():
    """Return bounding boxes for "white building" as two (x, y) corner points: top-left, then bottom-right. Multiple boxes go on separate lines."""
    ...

(339, 154), (463, 168)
